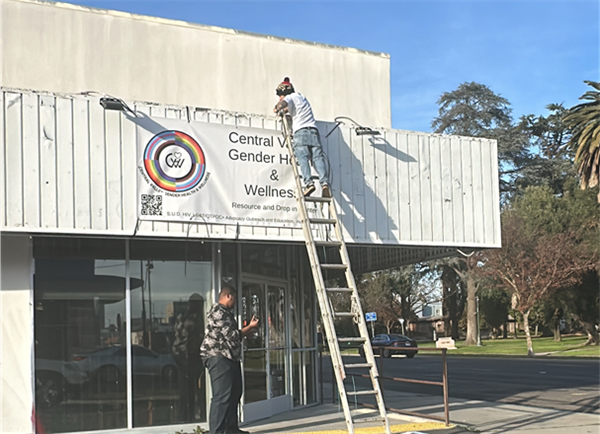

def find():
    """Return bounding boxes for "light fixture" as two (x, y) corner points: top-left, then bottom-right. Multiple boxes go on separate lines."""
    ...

(355, 126), (381, 136)
(100, 97), (126, 111)
(97, 96), (137, 116)
(325, 116), (381, 138)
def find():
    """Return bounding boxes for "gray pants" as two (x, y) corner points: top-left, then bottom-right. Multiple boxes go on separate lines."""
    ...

(204, 355), (242, 434)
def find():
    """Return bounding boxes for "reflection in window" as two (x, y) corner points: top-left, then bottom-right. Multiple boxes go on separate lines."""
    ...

(268, 286), (286, 348)
(241, 244), (286, 279)
(130, 258), (212, 427)
(303, 279), (315, 348)
(269, 350), (286, 398)
(305, 351), (316, 404)
(243, 351), (267, 403)
(242, 283), (265, 349)
(221, 243), (237, 288)
(290, 278), (301, 348)
(292, 352), (301, 406)
(33, 238), (126, 433)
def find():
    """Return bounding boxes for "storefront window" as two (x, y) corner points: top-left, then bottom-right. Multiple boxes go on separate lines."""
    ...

(130, 240), (212, 427)
(221, 242), (238, 287)
(303, 258), (316, 349)
(34, 238), (127, 433)
(241, 244), (286, 279)
(291, 248), (318, 408)
(243, 350), (267, 403)
(269, 350), (286, 398)
(292, 352), (301, 406)
(290, 280), (301, 349)
(304, 351), (317, 404)
(33, 236), (317, 432)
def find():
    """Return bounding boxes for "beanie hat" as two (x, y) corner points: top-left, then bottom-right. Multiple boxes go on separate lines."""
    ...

(276, 77), (295, 96)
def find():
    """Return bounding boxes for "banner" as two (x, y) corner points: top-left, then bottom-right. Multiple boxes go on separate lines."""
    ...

(136, 116), (302, 227)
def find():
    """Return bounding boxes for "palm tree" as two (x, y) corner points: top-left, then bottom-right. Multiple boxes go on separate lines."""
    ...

(564, 81), (600, 202)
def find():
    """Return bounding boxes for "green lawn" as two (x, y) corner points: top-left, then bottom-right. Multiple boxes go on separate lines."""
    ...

(334, 335), (600, 357)
(429, 335), (600, 357)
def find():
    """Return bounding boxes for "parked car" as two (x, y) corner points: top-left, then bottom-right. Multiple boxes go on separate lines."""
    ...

(358, 334), (418, 358)
(72, 345), (178, 385)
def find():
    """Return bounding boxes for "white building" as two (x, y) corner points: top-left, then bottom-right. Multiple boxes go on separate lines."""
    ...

(0, 1), (500, 433)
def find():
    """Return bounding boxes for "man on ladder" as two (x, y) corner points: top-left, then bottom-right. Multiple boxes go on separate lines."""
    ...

(273, 77), (332, 198)
(274, 77), (391, 434)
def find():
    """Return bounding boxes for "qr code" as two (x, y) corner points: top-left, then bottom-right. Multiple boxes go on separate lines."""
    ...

(141, 194), (163, 216)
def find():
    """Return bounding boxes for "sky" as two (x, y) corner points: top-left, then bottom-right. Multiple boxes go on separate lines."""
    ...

(61, 0), (598, 133)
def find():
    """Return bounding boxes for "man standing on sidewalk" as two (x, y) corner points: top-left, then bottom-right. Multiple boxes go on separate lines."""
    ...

(200, 284), (259, 434)
(274, 77), (331, 198)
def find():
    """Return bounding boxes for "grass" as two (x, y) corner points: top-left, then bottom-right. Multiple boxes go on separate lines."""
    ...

(334, 335), (600, 357)
(425, 335), (600, 357)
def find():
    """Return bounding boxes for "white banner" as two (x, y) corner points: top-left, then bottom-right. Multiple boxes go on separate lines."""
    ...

(136, 116), (302, 227)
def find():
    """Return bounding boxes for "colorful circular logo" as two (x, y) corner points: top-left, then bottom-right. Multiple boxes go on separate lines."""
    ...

(143, 131), (206, 192)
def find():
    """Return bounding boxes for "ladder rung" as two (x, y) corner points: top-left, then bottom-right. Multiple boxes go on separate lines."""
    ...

(334, 312), (356, 318)
(309, 218), (337, 224)
(346, 390), (378, 396)
(338, 337), (366, 343)
(304, 196), (332, 203)
(327, 287), (353, 293)
(321, 264), (347, 270)
(344, 363), (372, 369)
(315, 240), (343, 247)
(354, 416), (385, 424)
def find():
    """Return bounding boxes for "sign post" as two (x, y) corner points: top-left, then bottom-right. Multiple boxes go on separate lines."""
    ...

(398, 318), (405, 335)
(365, 312), (377, 338)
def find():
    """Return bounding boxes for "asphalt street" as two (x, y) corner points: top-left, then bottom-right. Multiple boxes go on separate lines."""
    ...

(321, 354), (600, 415)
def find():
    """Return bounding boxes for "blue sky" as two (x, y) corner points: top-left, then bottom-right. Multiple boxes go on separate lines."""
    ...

(62, 0), (598, 132)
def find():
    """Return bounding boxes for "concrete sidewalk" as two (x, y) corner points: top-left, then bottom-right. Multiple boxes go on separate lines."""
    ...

(242, 383), (600, 434)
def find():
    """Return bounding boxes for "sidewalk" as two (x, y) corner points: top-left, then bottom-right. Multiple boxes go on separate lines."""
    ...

(242, 383), (600, 434)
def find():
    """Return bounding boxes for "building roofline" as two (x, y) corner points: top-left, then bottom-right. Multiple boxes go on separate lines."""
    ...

(13, 0), (390, 59)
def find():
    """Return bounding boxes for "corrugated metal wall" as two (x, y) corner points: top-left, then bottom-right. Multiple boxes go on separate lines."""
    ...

(1, 89), (500, 249)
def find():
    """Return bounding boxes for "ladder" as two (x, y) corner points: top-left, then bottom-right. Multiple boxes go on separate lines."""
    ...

(279, 114), (391, 434)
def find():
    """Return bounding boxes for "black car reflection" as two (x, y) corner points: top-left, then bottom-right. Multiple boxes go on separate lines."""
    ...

(358, 334), (418, 358)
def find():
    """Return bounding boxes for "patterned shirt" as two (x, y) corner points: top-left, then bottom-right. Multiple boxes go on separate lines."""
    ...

(172, 311), (203, 358)
(199, 303), (242, 361)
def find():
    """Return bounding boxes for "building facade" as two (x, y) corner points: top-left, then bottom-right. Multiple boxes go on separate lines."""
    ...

(1, 1), (501, 433)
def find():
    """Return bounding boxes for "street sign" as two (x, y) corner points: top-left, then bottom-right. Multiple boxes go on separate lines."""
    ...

(365, 312), (377, 322)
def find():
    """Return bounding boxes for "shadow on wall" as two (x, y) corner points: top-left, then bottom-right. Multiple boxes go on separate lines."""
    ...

(368, 135), (416, 163)
(322, 122), (417, 244)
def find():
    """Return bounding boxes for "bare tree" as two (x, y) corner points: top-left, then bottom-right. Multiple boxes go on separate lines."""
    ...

(480, 212), (596, 355)
(358, 265), (441, 336)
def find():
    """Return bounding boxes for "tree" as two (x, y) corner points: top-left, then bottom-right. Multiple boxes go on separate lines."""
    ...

(560, 271), (600, 345)
(479, 288), (511, 339)
(448, 254), (484, 346)
(358, 265), (440, 335)
(432, 82), (512, 136)
(480, 187), (598, 355)
(440, 263), (466, 340)
(358, 273), (403, 334)
(564, 81), (600, 202)
(515, 104), (576, 195)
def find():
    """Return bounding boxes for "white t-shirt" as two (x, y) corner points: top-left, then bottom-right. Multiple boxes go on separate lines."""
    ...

(283, 93), (317, 133)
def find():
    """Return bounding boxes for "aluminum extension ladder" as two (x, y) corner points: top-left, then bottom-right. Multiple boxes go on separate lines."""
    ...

(279, 114), (391, 434)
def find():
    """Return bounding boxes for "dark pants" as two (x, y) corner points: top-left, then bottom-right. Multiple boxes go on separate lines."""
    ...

(205, 356), (242, 434)
(176, 353), (202, 422)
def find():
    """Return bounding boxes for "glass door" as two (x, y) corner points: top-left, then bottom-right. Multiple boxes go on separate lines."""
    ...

(240, 280), (290, 422)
